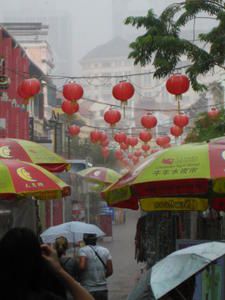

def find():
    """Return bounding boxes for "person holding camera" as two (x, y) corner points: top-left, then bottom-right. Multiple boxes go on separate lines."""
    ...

(0, 227), (94, 300)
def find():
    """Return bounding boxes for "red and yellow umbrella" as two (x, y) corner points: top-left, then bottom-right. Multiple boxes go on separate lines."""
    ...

(77, 167), (121, 184)
(0, 159), (70, 200)
(102, 137), (225, 212)
(0, 138), (69, 172)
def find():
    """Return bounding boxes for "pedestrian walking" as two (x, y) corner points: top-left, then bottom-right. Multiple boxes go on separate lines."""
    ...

(54, 236), (80, 282)
(79, 233), (113, 300)
(0, 227), (94, 300)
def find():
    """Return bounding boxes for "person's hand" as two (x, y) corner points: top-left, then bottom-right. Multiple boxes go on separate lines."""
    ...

(41, 244), (63, 273)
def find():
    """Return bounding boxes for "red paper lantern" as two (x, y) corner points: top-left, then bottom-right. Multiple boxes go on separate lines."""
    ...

(20, 78), (41, 99)
(141, 113), (157, 129)
(101, 139), (110, 147)
(122, 158), (130, 167)
(120, 143), (129, 150)
(166, 74), (190, 96)
(208, 107), (219, 118)
(114, 132), (127, 144)
(90, 130), (102, 144)
(173, 114), (189, 127)
(126, 136), (138, 147)
(134, 149), (142, 157)
(156, 136), (171, 147)
(102, 147), (110, 158)
(68, 125), (80, 136)
(141, 144), (150, 152)
(139, 130), (152, 143)
(104, 109), (121, 127)
(115, 149), (123, 159)
(128, 153), (133, 159)
(132, 156), (139, 165)
(170, 126), (183, 137)
(17, 84), (28, 98)
(63, 82), (84, 102)
(100, 132), (108, 142)
(112, 81), (135, 103)
(61, 100), (79, 115)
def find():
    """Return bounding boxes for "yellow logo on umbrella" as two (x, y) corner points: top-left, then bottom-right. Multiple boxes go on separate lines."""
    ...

(0, 146), (12, 158)
(16, 167), (37, 182)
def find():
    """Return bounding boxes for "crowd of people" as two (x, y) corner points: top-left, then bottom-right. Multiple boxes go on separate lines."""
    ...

(0, 227), (113, 300)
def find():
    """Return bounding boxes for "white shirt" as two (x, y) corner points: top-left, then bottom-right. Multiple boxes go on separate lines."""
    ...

(79, 245), (112, 292)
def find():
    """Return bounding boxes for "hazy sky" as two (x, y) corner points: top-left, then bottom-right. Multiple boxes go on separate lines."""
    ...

(0, 0), (212, 76)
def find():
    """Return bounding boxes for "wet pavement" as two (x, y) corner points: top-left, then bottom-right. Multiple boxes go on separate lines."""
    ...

(100, 210), (142, 300)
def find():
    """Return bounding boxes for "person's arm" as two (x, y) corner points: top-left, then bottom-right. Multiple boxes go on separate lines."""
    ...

(106, 259), (113, 278)
(41, 244), (94, 300)
(79, 255), (87, 271)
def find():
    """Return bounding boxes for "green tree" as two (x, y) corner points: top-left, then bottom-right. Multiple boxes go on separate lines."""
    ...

(125, 0), (225, 91)
(185, 107), (225, 142)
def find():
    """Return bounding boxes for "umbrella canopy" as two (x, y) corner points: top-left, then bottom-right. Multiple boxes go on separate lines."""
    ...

(151, 241), (225, 299)
(0, 138), (69, 172)
(128, 241), (225, 300)
(102, 137), (225, 211)
(0, 159), (70, 200)
(41, 221), (105, 243)
(77, 167), (121, 184)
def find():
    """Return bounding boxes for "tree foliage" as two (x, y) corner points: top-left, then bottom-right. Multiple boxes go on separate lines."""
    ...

(125, 0), (225, 91)
(185, 107), (225, 143)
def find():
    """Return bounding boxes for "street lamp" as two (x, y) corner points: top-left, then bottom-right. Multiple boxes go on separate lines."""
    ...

(48, 112), (63, 154)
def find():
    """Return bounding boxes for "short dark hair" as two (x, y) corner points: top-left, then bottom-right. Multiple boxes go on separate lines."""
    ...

(83, 233), (97, 245)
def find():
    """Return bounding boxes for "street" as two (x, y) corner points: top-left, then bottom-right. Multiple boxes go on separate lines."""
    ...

(100, 209), (142, 300)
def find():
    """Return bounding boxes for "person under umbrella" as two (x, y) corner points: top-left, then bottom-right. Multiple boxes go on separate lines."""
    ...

(54, 236), (80, 282)
(79, 233), (113, 300)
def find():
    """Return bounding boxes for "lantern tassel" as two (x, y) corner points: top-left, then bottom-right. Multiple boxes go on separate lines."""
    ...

(121, 101), (127, 118)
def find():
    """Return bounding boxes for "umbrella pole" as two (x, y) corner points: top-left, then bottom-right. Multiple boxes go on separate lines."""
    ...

(35, 200), (42, 235)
